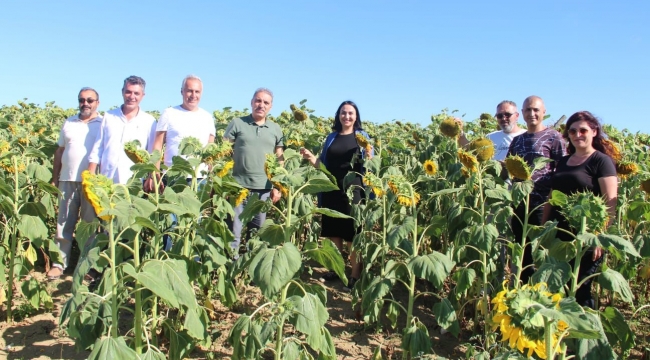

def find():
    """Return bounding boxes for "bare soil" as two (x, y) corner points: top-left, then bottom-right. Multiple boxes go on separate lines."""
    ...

(1, 269), (648, 359)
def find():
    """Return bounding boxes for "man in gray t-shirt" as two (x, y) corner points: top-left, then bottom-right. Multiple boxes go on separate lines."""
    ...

(224, 88), (284, 254)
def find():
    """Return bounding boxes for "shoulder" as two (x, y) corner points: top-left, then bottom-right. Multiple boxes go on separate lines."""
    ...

(265, 118), (282, 131)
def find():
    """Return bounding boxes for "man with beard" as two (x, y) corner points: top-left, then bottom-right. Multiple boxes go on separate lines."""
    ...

(507, 95), (566, 284)
(88, 75), (157, 184)
(488, 100), (526, 161)
(224, 88), (284, 257)
(47, 87), (103, 280)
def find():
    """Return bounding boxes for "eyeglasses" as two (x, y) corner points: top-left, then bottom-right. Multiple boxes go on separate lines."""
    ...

(568, 128), (591, 136)
(78, 98), (97, 104)
(495, 112), (514, 120)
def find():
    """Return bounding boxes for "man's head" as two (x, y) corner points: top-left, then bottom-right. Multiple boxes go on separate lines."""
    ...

(181, 75), (203, 111)
(522, 96), (546, 133)
(78, 87), (99, 119)
(122, 76), (146, 110)
(495, 100), (520, 134)
(251, 88), (273, 121)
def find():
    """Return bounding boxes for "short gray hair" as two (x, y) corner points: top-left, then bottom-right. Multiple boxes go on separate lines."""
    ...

(123, 76), (146, 91)
(78, 87), (99, 100)
(182, 74), (202, 89)
(252, 87), (273, 101)
(497, 100), (517, 108)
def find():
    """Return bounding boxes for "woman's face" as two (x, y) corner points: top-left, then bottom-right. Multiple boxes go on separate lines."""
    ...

(339, 104), (357, 130)
(568, 120), (597, 151)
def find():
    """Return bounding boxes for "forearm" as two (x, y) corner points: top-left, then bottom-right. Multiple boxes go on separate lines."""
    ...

(88, 162), (98, 174)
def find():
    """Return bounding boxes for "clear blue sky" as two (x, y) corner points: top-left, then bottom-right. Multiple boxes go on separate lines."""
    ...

(1, 1), (648, 133)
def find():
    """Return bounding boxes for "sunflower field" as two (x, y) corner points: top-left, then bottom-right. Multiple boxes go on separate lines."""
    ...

(0, 100), (649, 359)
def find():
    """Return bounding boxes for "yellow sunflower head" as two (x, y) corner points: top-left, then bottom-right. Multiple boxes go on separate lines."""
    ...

(439, 117), (461, 138)
(216, 160), (234, 178)
(423, 159), (437, 176)
(458, 149), (479, 173)
(124, 140), (150, 164)
(355, 133), (370, 148)
(616, 160), (638, 178)
(81, 170), (114, 221)
(504, 155), (532, 180)
(468, 137), (495, 163)
(397, 192), (421, 207)
(235, 188), (249, 206)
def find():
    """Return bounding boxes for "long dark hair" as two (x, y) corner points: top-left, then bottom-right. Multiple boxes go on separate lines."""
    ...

(564, 111), (619, 161)
(332, 100), (363, 132)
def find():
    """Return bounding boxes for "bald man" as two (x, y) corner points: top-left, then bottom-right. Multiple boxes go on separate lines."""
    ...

(507, 95), (566, 284)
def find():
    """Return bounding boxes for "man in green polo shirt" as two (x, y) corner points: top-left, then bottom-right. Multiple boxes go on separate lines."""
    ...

(225, 88), (284, 255)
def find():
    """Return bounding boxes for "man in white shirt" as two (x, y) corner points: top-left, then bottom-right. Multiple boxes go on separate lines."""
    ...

(47, 87), (103, 280)
(145, 75), (216, 187)
(487, 100), (526, 161)
(88, 76), (157, 184)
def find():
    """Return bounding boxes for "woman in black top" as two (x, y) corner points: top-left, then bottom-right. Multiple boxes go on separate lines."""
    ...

(300, 101), (371, 290)
(542, 111), (618, 309)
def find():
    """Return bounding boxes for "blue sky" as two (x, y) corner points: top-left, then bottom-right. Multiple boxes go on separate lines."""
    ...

(1, 1), (648, 133)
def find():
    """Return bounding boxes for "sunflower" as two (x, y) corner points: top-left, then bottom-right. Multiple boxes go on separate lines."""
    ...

(616, 160), (638, 178)
(0, 158), (26, 174)
(491, 282), (567, 359)
(124, 140), (150, 164)
(0, 140), (10, 154)
(412, 131), (422, 142)
(81, 170), (114, 221)
(504, 155), (532, 180)
(235, 188), (249, 206)
(355, 133), (370, 148)
(397, 192), (421, 207)
(273, 181), (289, 197)
(264, 154), (280, 180)
(202, 142), (232, 165)
(439, 117), (461, 138)
(468, 137), (495, 163)
(387, 179), (399, 194)
(460, 167), (470, 178)
(372, 186), (385, 198)
(423, 159), (437, 176)
(289, 104), (298, 111)
(480, 112), (492, 121)
(458, 149), (478, 173)
(640, 258), (650, 280)
(292, 109), (308, 122)
(216, 160), (234, 178)
(285, 139), (305, 147)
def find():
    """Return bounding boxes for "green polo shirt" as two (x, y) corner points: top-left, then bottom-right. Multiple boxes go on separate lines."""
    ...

(225, 115), (284, 189)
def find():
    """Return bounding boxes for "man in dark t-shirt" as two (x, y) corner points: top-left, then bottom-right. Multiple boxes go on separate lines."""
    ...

(507, 95), (566, 284)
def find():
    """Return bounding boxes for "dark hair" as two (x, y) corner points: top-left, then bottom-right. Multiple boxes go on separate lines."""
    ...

(332, 100), (363, 132)
(122, 75), (146, 91)
(564, 111), (618, 160)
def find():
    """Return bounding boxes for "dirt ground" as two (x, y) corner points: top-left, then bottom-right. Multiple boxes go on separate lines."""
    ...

(0, 267), (466, 360)
(1, 268), (648, 359)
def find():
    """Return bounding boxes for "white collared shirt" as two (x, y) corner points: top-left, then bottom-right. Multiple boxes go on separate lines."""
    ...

(88, 107), (157, 184)
(58, 114), (103, 182)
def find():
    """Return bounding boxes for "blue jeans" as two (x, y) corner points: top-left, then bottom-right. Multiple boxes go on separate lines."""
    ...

(229, 189), (271, 255)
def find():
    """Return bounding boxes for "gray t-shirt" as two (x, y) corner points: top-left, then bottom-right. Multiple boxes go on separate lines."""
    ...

(225, 115), (284, 189)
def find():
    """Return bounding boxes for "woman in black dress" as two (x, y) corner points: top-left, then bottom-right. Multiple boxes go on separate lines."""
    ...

(300, 101), (372, 289)
(542, 111), (618, 309)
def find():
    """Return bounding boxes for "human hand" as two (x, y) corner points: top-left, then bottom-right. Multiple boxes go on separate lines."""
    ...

(592, 246), (603, 261)
(271, 188), (281, 203)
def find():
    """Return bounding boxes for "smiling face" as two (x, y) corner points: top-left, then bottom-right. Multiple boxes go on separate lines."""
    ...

(567, 120), (597, 152)
(122, 83), (145, 110)
(181, 78), (202, 111)
(495, 103), (519, 133)
(522, 97), (546, 132)
(78, 90), (99, 119)
(339, 104), (357, 132)
(251, 91), (273, 121)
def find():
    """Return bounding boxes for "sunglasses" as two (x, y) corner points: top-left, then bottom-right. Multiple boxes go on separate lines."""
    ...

(78, 98), (97, 104)
(568, 128), (592, 136)
(495, 112), (514, 120)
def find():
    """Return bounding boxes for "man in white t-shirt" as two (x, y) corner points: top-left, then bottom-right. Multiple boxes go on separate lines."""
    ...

(47, 87), (103, 280)
(487, 100), (526, 161)
(88, 76), (157, 184)
(145, 75), (216, 186)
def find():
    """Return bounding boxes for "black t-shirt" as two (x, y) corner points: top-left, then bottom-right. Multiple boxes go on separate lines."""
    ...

(325, 133), (363, 190)
(549, 151), (616, 231)
(551, 151), (616, 196)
